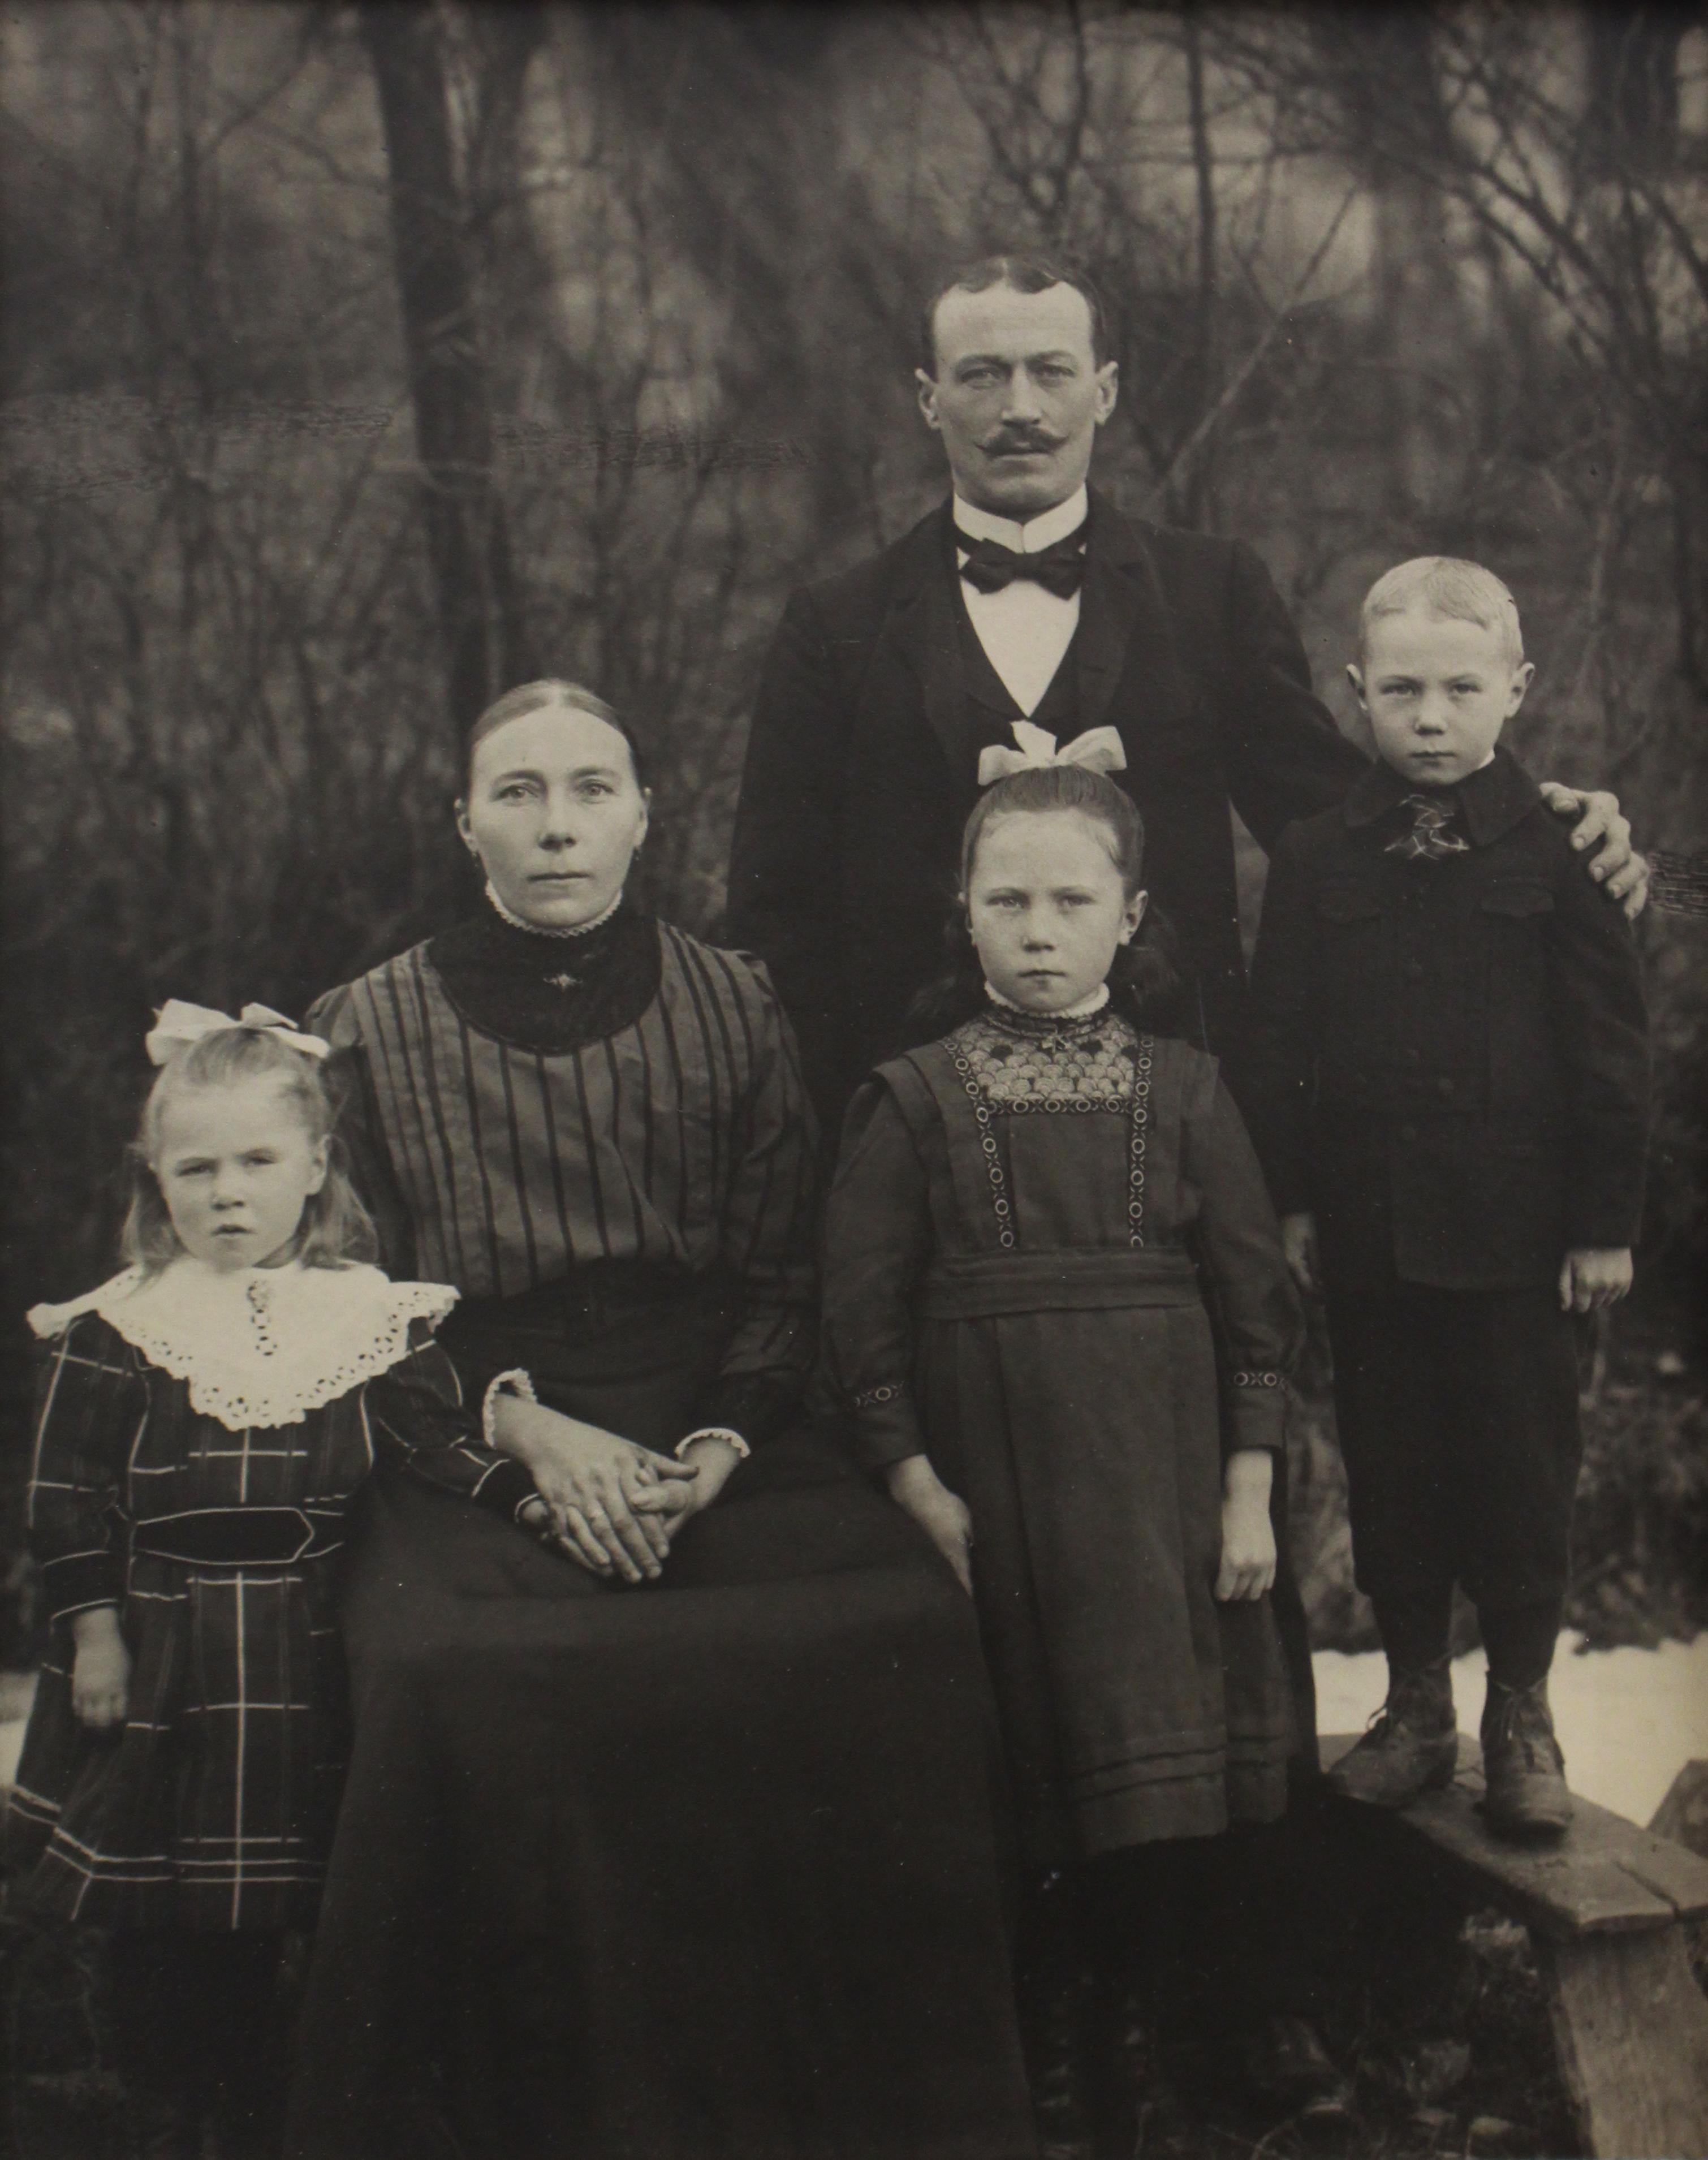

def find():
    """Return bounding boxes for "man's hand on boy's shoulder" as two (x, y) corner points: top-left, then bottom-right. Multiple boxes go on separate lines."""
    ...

(1559, 1247), (1634, 1313)
(1537, 784), (1649, 918)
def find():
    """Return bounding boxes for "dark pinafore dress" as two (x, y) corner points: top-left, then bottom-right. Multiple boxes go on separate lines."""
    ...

(825, 1002), (1301, 1869)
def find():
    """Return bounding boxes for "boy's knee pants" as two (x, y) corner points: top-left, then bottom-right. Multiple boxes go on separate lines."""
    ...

(1322, 1262), (1581, 1614)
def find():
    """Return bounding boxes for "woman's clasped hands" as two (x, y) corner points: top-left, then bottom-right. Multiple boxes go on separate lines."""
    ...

(497, 1394), (742, 1582)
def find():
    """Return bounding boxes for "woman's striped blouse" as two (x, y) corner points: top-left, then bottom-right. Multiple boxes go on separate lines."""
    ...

(307, 923), (819, 1415)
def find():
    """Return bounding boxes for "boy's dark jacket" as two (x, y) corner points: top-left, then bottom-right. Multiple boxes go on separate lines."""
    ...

(1243, 746), (1650, 1290)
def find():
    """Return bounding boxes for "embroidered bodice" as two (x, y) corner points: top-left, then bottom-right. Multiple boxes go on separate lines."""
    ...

(821, 1029), (1301, 1467)
(955, 1002), (1141, 1111)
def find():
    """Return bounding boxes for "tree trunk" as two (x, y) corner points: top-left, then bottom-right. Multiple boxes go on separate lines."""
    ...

(1311, 8), (1468, 517)
(360, 0), (530, 734)
(1181, 3), (1220, 530)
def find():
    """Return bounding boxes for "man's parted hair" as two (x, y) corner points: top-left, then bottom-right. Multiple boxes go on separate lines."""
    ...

(1360, 557), (1526, 669)
(919, 252), (1111, 374)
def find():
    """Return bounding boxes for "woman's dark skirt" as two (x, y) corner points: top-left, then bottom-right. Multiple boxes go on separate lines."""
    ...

(284, 1269), (1036, 2160)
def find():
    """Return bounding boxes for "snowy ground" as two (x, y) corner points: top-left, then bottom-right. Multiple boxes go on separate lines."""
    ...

(1313, 1629), (1708, 1826)
(4, 1633), (1707, 1826)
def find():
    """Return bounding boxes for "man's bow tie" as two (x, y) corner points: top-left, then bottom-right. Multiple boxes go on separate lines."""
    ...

(957, 527), (1088, 599)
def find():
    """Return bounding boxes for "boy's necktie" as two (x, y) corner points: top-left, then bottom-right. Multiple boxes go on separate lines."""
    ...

(1387, 793), (1469, 862)
(956, 529), (1088, 598)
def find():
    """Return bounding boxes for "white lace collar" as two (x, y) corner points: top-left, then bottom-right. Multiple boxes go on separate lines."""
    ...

(27, 1258), (459, 1432)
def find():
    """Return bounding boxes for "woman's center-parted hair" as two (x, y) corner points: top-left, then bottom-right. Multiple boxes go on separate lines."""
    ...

(124, 1024), (376, 1275)
(959, 764), (1145, 901)
(463, 680), (649, 796)
(1360, 556), (1526, 669)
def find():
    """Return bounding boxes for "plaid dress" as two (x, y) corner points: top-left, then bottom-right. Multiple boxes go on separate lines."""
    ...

(6, 1264), (536, 1932)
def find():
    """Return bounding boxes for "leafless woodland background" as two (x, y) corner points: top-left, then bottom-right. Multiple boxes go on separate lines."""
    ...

(2, 0), (1706, 1646)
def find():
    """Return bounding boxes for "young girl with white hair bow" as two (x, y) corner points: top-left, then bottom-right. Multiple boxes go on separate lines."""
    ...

(4, 1004), (550, 2159)
(822, 760), (1310, 2146)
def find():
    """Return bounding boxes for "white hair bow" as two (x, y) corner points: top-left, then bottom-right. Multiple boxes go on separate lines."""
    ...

(977, 721), (1128, 787)
(144, 999), (330, 1067)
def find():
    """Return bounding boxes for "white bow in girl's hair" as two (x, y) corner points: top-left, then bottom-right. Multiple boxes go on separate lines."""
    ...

(977, 721), (1128, 787)
(144, 999), (330, 1067)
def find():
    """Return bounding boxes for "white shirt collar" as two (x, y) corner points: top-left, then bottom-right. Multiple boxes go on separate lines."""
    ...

(985, 981), (1111, 1020)
(954, 486), (1089, 557)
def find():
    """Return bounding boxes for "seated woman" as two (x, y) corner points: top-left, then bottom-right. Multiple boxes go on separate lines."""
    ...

(284, 682), (1035, 2160)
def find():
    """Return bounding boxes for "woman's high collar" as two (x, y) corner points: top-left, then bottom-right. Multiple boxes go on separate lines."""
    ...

(428, 895), (661, 1055)
(484, 882), (624, 939)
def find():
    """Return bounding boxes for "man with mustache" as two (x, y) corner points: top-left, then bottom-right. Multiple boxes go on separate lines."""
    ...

(724, 251), (1641, 2142)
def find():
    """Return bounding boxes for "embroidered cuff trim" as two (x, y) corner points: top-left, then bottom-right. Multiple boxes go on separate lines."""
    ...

(676, 1428), (751, 1461)
(1230, 1370), (1286, 1390)
(853, 1381), (907, 1410)
(482, 1368), (537, 1451)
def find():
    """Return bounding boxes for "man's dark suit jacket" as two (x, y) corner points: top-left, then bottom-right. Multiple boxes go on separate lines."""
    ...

(1241, 749), (1650, 1291)
(726, 489), (1368, 1133)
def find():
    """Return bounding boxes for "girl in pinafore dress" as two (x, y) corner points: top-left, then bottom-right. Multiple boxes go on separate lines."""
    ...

(822, 758), (1303, 2145)
(5, 1006), (546, 2159)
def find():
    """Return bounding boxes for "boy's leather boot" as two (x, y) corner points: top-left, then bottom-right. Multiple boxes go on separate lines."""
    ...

(1481, 1678), (1571, 1840)
(1326, 1659), (1457, 1807)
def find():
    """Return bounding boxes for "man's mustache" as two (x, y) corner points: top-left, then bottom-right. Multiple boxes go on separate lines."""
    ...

(982, 429), (1064, 455)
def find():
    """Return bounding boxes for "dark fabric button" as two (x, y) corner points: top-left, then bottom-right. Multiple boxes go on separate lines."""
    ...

(1399, 1122), (1418, 1142)
(1400, 1047), (1421, 1066)
(1437, 1076), (1455, 1097)
(1403, 960), (1425, 982)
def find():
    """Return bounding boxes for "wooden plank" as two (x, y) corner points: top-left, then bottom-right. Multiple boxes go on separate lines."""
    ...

(1537, 1929), (1708, 2159)
(1321, 1734), (1708, 1939)
(1623, 1834), (1708, 1919)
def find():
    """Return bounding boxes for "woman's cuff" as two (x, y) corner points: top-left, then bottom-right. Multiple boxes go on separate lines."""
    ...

(482, 1368), (537, 1453)
(691, 1371), (800, 1451)
(676, 1428), (751, 1461)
